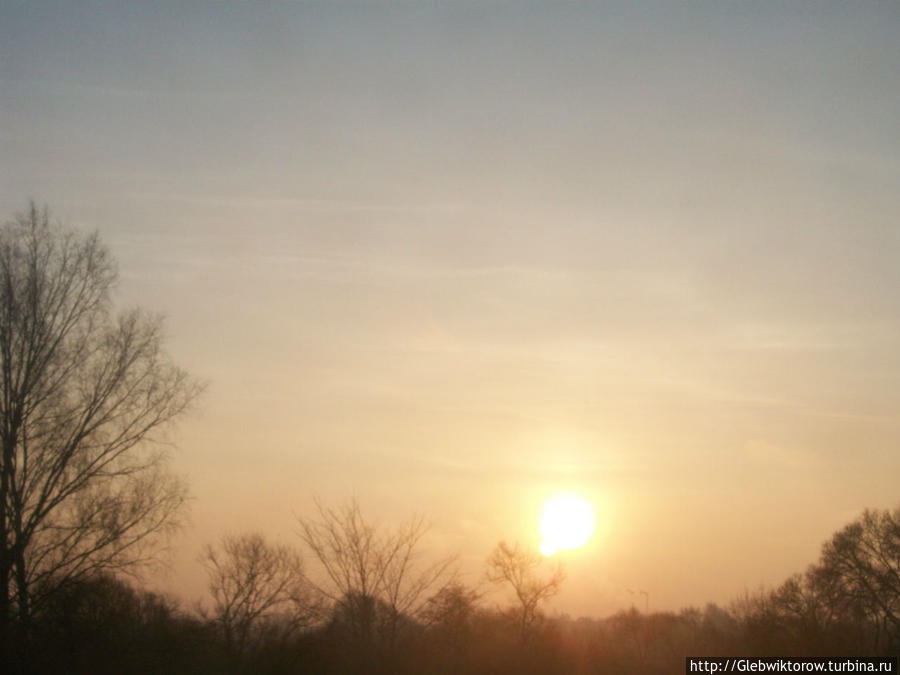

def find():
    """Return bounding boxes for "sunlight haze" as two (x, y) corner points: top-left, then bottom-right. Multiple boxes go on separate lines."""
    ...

(2, 1), (899, 619)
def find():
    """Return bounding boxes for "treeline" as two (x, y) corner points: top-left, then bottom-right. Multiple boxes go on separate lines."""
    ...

(1, 208), (897, 672)
(19, 502), (900, 674)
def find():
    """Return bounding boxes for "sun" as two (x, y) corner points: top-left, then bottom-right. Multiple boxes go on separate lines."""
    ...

(539, 493), (596, 556)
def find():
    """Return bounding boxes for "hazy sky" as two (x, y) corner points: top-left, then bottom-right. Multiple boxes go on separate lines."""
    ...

(2, 1), (899, 615)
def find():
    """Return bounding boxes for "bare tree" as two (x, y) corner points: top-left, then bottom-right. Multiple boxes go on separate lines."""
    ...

(728, 505), (900, 655)
(297, 498), (455, 660)
(0, 204), (201, 667)
(811, 505), (900, 651)
(421, 580), (481, 627)
(486, 541), (565, 641)
(202, 532), (313, 665)
(420, 580), (482, 669)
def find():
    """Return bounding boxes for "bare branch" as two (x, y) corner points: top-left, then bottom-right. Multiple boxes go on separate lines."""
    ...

(0, 205), (201, 662)
(486, 540), (566, 641)
(296, 498), (456, 657)
(201, 532), (314, 661)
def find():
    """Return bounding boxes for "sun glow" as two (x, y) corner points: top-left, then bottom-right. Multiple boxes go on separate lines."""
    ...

(539, 493), (596, 557)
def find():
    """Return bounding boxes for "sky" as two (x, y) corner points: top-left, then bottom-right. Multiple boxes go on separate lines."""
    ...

(1, 1), (899, 616)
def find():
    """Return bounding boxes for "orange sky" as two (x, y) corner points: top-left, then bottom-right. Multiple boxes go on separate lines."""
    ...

(2, 2), (899, 616)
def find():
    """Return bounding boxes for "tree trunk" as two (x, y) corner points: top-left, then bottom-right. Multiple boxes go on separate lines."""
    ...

(14, 540), (29, 674)
(0, 438), (12, 672)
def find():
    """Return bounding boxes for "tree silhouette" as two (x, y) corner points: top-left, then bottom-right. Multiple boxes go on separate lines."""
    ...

(0, 204), (202, 670)
(729, 504), (900, 656)
(486, 541), (565, 642)
(202, 532), (313, 669)
(420, 581), (482, 672)
(812, 505), (900, 652)
(297, 498), (455, 668)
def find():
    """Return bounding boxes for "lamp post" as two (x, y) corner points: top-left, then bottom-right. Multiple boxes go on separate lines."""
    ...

(627, 588), (649, 613)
